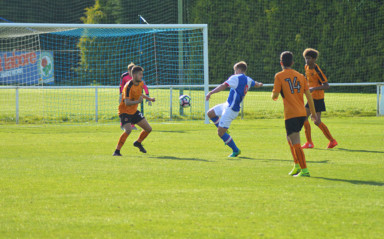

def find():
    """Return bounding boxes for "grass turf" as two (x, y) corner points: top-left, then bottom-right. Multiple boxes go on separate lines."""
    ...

(0, 117), (384, 238)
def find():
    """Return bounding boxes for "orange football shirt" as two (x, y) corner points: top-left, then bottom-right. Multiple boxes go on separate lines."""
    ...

(305, 64), (328, 100)
(118, 80), (144, 115)
(273, 69), (309, 120)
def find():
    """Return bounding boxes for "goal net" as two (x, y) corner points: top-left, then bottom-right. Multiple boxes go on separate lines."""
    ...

(0, 23), (209, 123)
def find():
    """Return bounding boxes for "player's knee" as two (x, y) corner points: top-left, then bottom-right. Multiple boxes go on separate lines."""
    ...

(146, 126), (152, 133)
(207, 109), (216, 118)
(123, 125), (132, 134)
(217, 128), (226, 137)
(315, 120), (322, 126)
(286, 136), (291, 143)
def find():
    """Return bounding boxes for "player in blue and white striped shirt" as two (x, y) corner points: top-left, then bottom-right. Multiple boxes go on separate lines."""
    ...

(205, 61), (263, 157)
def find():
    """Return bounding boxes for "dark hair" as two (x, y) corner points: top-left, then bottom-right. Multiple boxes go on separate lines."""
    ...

(280, 51), (293, 67)
(131, 65), (144, 75)
(234, 61), (247, 72)
(303, 48), (319, 59)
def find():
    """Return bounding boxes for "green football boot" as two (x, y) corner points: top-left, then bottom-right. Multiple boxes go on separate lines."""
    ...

(228, 150), (241, 158)
(288, 167), (301, 176)
(293, 171), (310, 177)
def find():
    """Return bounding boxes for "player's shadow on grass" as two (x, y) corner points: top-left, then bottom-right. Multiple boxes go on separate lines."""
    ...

(240, 156), (329, 164)
(336, 148), (384, 154)
(314, 148), (384, 154)
(313, 177), (384, 186)
(149, 155), (212, 162)
(156, 130), (187, 133)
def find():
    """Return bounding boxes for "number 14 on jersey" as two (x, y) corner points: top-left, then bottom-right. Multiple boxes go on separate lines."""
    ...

(285, 77), (301, 94)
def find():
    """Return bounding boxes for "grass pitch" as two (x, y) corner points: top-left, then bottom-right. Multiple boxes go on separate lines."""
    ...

(0, 117), (384, 238)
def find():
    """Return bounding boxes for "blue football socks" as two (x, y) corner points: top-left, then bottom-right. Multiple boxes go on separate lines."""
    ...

(211, 116), (219, 127)
(220, 133), (239, 152)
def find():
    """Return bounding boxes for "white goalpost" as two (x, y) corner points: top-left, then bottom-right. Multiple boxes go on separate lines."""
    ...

(0, 23), (209, 124)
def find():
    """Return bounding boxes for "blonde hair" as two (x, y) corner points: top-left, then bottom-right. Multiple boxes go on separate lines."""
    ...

(127, 62), (135, 73)
(233, 61), (247, 72)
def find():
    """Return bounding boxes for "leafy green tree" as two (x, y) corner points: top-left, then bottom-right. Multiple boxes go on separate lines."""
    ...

(0, 0), (93, 23)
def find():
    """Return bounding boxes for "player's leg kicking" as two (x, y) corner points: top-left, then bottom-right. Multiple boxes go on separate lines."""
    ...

(207, 104), (240, 157)
(207, 105), (221, 128)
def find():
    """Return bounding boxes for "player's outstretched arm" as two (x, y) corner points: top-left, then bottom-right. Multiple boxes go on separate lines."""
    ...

(124, 96), (143, 106)
(205, 83), (228, 101)
(254, 82), (263, 88)
(145, 95), (152, 106)
(310, 82), (330, 93)
(141, 81), (152, 105)
(304, 90), (319, 124)
(142, 94), (155, 102)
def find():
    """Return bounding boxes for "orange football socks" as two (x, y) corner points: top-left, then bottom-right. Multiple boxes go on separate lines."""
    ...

(318, 122), (334, 141)
(137, 130), (150, 143)
(304, 120), (312, 143)
(293, 144), (307, 169)
(117, 132), (129, 150)
(288, 141), (299, 164)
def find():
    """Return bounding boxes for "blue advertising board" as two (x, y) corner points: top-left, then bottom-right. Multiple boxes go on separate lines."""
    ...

(0, 51), (54, 85)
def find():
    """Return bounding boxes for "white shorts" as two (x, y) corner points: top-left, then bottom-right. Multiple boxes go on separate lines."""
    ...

(212, 103), (239, 129)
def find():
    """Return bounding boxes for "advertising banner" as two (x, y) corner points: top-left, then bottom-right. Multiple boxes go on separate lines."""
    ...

(0, 51), (54, 85)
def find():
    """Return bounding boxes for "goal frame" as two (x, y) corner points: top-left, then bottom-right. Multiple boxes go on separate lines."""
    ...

(0, 23), (210, 123)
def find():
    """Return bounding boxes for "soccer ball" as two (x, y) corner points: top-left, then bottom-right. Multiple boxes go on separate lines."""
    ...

(179, 95), (191, 108)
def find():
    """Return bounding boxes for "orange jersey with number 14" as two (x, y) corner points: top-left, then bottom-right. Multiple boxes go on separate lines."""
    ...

(273, 69), (309, 120)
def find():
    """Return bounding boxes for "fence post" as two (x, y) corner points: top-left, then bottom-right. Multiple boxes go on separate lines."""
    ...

(377, 84), (380, 116)
(95, 87), (98, 122)
(16, 87), (19, 124)
(170, 87), (173, 120)
(378, 84), (384, 116)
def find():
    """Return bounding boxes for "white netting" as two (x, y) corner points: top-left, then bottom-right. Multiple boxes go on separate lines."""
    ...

(0, 24), (207, 123)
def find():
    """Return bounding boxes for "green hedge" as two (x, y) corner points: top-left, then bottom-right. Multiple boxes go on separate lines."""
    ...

(187, 0), (384, 84)
(3, 0), (382, 85)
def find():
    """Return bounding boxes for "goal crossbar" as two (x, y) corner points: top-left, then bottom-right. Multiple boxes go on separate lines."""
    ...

(0, 23), (208, 29)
